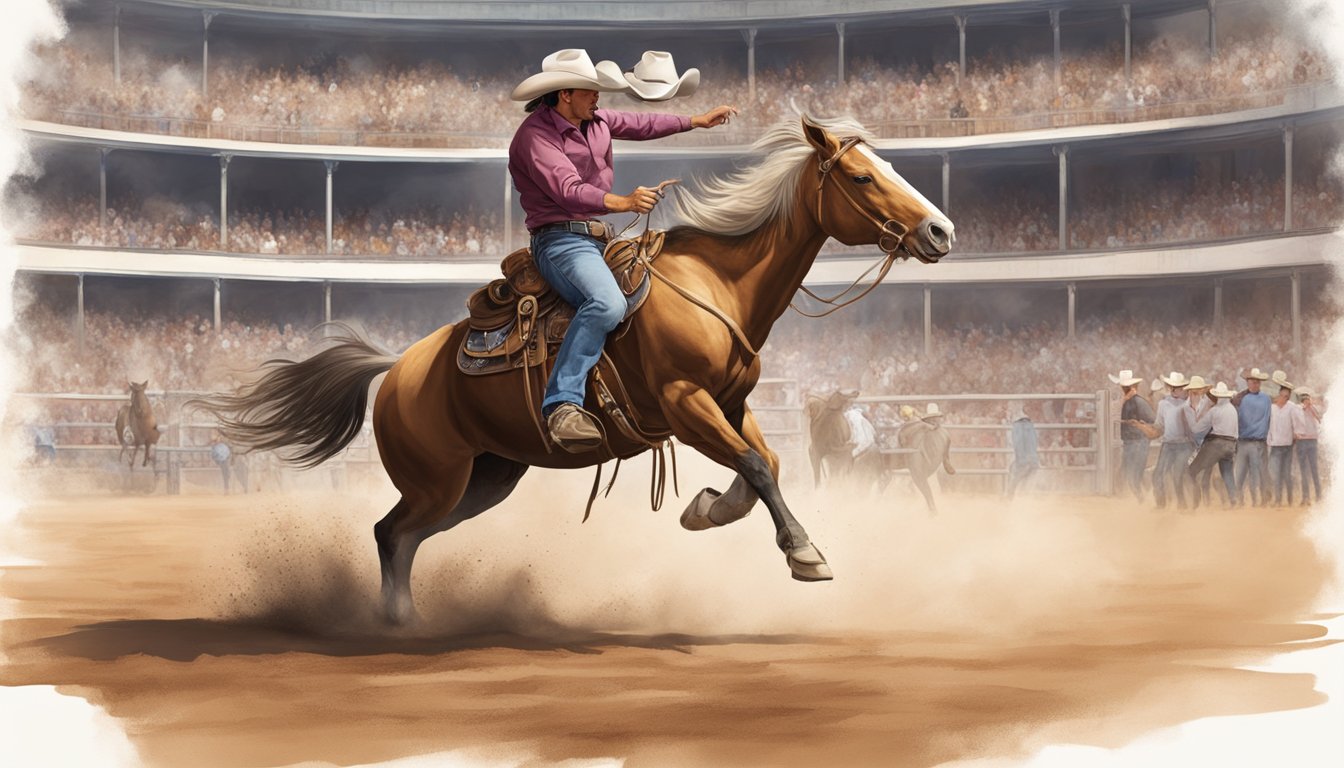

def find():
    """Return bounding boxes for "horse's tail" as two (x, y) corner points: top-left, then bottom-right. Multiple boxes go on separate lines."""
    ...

(186, 328), (397, 468)
(114, 406), (129, 447)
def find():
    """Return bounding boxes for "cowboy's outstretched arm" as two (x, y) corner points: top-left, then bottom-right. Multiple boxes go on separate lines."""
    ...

(691, 106), (739, 129)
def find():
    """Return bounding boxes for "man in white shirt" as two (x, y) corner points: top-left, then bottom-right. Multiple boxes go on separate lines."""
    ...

(1292, 387), (1326, 506)
(1153, 372), (1196, 510)
(1186, 382), (1239, 509)
(1266, 379), (1300, 506)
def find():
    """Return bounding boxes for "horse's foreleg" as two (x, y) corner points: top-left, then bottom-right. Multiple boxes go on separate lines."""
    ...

(374, 453), (527, 624)
(663, 384), (831, 582)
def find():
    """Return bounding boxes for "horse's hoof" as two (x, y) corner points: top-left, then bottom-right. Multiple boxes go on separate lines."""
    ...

(786, 542), (833, 582)
(680, 488), (723, 531)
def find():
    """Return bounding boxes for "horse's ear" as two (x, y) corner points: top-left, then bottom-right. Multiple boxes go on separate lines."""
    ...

(139, 380), (148, 389)
(801, 116), (841, 158)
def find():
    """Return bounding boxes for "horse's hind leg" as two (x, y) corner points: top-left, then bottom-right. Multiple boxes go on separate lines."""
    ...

(374, 452), (528, 624)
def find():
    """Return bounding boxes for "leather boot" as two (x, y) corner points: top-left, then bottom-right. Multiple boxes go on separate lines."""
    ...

(547, 403), (602, 452)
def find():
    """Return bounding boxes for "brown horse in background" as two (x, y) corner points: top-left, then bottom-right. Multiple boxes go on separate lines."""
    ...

(192, 116), (954, 623)
(116, 380), (161, 469)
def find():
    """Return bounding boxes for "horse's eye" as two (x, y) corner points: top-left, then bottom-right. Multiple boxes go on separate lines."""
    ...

(853, 175), (873, 184)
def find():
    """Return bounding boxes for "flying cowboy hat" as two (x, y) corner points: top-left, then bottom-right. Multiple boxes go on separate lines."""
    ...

(623, 51), (699, 101)
(510, 49), (629, 102)
(1108, 369), (1143, 387)
(1209, 381), (1237, 399)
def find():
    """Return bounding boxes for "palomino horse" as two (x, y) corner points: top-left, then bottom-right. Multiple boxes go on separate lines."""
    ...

(805, 390), (879, 487)
(194, 116), (954, 623)
(115, 380), (161, 469)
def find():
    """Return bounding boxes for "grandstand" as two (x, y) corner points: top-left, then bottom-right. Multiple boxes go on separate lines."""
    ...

(5, 0), (1341, 495)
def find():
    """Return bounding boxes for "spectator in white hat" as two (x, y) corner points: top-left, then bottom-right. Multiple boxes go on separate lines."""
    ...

(1112, 369), (1154, 501)
(1292, 387), (1326, 505)
(1232, 366), (1272, 507)
(1267, 376), (1299, 506)
(1187, 381), (1240, 509)
(1152, 371), (1196, 510)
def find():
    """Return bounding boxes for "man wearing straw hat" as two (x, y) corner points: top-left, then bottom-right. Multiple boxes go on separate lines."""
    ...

(1112, 369), (1155, 502)
(1292, 387), (1326, 506)
(1186, 381), (1240, 509)
(1152, 371), (1196, 510)
(1266, 371), (1299, 506)
(1231, 367), (1272, 507)
(508, 49), (737, 451)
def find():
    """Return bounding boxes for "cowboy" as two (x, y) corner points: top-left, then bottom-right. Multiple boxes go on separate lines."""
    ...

(1292, 386), (1326, 505)
(1004, 401), (1038, 500)
(1185, 375), (1212, 445)
(1152, 371), (1196, 510)
(507, 49), (737, 451)
(1112, 369), (1154, 501)
(1231, 367), (1272, 506)
(1186, 381), (1239, 509)
(1266, 371), (1299, 506)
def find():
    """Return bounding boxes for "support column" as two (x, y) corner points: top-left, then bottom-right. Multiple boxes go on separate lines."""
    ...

(1284, 123), (1294, 232)
(98, 147), (110, 229)
(1208, 0), (1217, 59)
(218, 153), (231, 249)
(835, 22), (846, 84)
(113, 4), (122, 86)
(324, 160), (338, 253)
(202, 11), (215, 97)
(1122, 4), (1132, 81)
(212, 277), (221, 331)
(955, 15), (967, 86)
(76, 273), (85, 353)
(1067, 282), (1076, 338)
(746, 28), (757, 104)
(923, 284), (932, 357)
(1051, 9), (1062, 88)
(323, 281), (332, 324)
(1055, 144), (1069, 250)
(1213, 277), (1224, 322)
(503, 163), (513, 253)
(941, 153), (951, 215)
(1291, 270), (1301, 357)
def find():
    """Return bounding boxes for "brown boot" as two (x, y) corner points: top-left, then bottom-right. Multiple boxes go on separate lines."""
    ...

(547, 403), (603, 452)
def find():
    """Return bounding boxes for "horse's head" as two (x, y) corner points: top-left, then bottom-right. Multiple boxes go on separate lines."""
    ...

(128, 380), (147, 394)
(803, 117), (954, 263)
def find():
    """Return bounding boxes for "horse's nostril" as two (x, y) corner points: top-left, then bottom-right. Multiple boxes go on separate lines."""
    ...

(928, 223), (948, 244)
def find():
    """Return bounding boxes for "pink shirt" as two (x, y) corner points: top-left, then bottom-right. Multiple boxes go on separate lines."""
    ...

(508, 105), (691, 231)
(1293, 402), (1325, 440)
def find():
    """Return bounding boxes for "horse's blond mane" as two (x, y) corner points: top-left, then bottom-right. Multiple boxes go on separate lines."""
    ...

(669, 114), (874, 236)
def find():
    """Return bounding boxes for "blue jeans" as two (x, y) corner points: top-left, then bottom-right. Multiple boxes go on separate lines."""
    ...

(1269, 445), (1294, 504)
(531, 230), (626, 412)
(1121, 440), (1149, 499)
(1153, 442), (1194, 509)
(1297, 439), (1321, 502)
(1234, 440), (1269, 506)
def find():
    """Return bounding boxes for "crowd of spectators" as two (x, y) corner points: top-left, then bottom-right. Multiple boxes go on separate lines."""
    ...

(16, 171), (1339, 259)
(23, 27), (1331, 145)
(14, 193), (511, 257)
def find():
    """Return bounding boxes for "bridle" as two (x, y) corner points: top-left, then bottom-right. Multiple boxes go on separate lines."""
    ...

(793, 136), (913, 318)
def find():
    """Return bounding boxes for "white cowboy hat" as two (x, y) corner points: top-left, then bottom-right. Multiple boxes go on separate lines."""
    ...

(1149, 378), (1165, 393)
(511, 49), (629, 102)
(1296, 387), (1314, 399)
(1245, 367), (1270, 381)
(922, 403), (943, 419)
(1271, 370), (1294, 390)
(622, 50), (700, 101)
(1186, 375), (1209, 391)
(1160, 371), (1190, 388)
(1108, 369), (1143, 387)
(1209, 381), (1236, 398)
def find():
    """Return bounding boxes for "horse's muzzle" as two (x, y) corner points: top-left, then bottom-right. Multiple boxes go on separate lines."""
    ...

(911, 217), (953, 262)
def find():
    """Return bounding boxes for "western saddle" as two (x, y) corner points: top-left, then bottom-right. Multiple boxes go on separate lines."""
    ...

(457, 228), (670, 452)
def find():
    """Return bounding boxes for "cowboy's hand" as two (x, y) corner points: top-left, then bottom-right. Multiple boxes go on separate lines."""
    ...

(606, 186), (662, 214)
(692, 105), (738, 129)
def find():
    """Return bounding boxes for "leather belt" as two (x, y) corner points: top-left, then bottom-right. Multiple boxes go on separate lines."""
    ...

(1207, 434), (1237, 441)
(530, 220), (610, 240)
(1239, 437), (1266, 442)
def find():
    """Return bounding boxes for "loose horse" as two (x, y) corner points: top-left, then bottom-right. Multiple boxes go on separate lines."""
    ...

(115, 380), (161, 469)
(193, 116), (954, 623)
(805, 391), (880, 487)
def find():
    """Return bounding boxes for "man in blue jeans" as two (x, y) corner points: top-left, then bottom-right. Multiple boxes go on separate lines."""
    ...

(1112, 369), (1154, 501)
(508, 48), (736, 451)
(1231, 367), (1272, 506)
(1152, 371), (1196, 510)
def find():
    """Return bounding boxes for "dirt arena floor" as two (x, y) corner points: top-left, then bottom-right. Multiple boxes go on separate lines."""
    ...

(1, 459), (1339, 767)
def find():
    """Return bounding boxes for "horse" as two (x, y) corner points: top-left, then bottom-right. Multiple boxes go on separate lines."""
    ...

(191, 115), (954, 624)
(892, 416), (955, 514)
(805, 390), (880, 488)
(115, 380), (161, 469)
